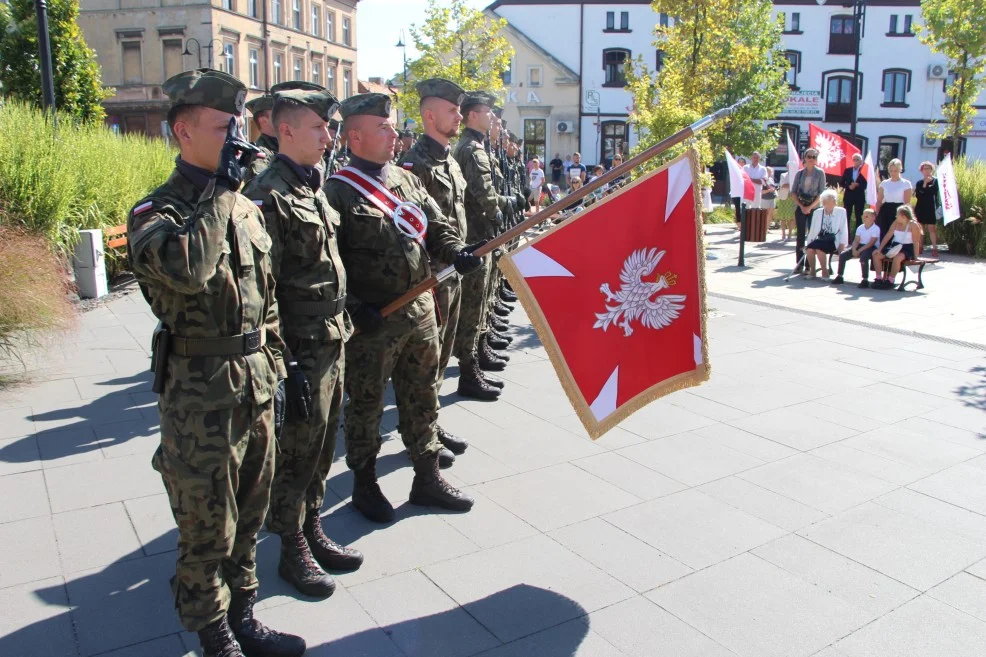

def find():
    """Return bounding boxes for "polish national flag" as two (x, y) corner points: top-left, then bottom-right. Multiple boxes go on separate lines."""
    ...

(862, 151), (879, 209)
(725, 149), (755, 202)
(786, 131), (801, 174)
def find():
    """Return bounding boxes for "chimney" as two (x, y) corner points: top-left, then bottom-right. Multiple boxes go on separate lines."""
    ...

(369, 76), (383, 84)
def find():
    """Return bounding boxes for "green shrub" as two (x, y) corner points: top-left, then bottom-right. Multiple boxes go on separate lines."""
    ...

(0, 101), (174, 272)
(705, 206), (735, 224)
(940, 158), (986, 257)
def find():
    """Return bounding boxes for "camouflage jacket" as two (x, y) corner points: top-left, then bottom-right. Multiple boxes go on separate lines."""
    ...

(127, 167), (286, 412)
(398, 134), (468, 268)
(453, 128), (509, 241)
(243, 155), (352, 347)
(242, 133), (278, 187)
(323, 163), (464, 321)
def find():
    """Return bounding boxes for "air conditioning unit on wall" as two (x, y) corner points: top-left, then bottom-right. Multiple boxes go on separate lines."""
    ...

(927, 60), (947, 80)
(922, 134), (942, 148)
(556, 120), (575, 134)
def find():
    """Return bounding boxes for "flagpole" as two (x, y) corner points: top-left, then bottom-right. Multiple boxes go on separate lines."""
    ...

(379, 96), (754, 318)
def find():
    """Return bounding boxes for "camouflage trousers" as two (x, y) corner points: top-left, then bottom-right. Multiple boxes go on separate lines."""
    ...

(484, 250), (503, 318)
(344, 296), (442, 471)
(153, 400), (275, 632)
(435, 277), (461, 384)
(452, 255), (490, 366)
(265, 336), (344, 536)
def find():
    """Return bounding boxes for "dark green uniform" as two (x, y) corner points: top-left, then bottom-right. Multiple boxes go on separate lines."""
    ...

(242, 133), (278, 186)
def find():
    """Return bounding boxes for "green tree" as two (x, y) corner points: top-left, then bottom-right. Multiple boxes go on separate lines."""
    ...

(396, 0), (513, 128)
(0, 0), (109, 123)
(914, 0), (986, 150)
(626, 0), (788, 176)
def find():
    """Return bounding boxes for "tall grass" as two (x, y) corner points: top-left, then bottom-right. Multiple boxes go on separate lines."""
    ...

(942, 158), (986, 257)
(0, 101), (175, 271)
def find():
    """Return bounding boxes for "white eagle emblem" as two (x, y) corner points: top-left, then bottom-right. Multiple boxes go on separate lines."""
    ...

(813, 132), (844, 170)
(594, 248), (687, 337)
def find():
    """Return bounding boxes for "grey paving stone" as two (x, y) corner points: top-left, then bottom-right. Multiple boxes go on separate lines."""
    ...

(752, 534), (918, 619)
(36, 425), (105, 468)
(0, 470), (51, 523)
(348, 570), (500, 657)
(809, 442), (927, 485)
(738, 453), (897, 514)
(689, 376), (822, 414)
(814, 384), (946, 424)
(928, 571), (986, 622)
(909, 461), (986, 515)
(0, 577), (77, 657)
(73, 372), (151, 401)
(896, 416), (986, 452)
(589, 596), (736, 657)
(571, 452), (686, 500)
(968, 558), (986, 580)
(435, 445), (517, 487)
(800, 502), (986, 591)
(892, 366), (985, 401)
(698, 476), (829, 532)
(615, 400), (718, 440)
(93, 634), (190, 657)
(783, 401), (883, 433)
(436, 488), (539, 549)
(841, 422), (983, 474)
(0, 379), (82, 407)
(123, 494), (177, 557)
(44, 454), (163, 513)
(666, 390), (750, 422)
(459, 416), (604, 472)
(833, 595), (986, 657)
(648, 554), (871, 657)
(549, 517), (692, 592)
(475, 463), (641, 532)
(0, 515), (61, 589)
(0, 406), (37, 440)
(604, 489), (786, 570)
(0, 435), (42, 476)
(472, 617), (626, 657)
(95, 420), (160, 460)
(919, 402), (986, 435)
(551, 413), (648, 449)
(728, 408), (859, 451)
(30, 392), (144, 435)
(53, 503), (143, 574)
(423, 534), (634, 643)
(617, 431), (764, 487)
(688, 422), (800, 462)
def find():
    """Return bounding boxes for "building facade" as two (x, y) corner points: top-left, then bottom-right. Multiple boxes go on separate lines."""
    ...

(78, 0), (359, 138)
(771, 0), (986, 173)
(488, 0), (663, 166)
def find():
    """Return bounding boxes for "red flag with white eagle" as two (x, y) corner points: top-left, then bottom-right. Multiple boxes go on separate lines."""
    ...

(808, 123), (861, 176)
(725, 149), (756, 202)
(498, 151), (710, 438)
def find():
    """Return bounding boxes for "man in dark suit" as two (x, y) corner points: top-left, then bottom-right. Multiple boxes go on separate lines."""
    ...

(840, 153), (867, 234)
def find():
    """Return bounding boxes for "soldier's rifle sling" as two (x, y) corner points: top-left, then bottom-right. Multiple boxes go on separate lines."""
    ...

(378, 96), (753, 319)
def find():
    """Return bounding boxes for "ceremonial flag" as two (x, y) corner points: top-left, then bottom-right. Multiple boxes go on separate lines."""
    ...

(937, 153), (962, 224)
(498, 152), (710, 438)
(725, 149), (756, 202)
(863, 151), (879, 209)
(786, 131), (801, 174)
(808, 124), (861, 176)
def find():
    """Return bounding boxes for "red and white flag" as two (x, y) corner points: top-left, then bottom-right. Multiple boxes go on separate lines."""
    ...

(808, 124), (861, 176)
(499, 152), (710, 438)
(786, 131), (801, 174)
(937, 153), (962, 224)
(725, 149), (756, 202)
(863, 151), (879, 209)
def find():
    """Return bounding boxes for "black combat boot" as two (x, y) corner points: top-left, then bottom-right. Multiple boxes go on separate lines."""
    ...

(486, 332), (510, 350)
(457, 359), (501, 399)
(437, 425), (468, 455)
(482, 372), (505, 389)
(493, 300), (512, 317)
(482, 338), (510, 363)
(409, 453), (475, 511)
(197, 616), (245, 657)
(490, 315), (510, 332)
(278, 531), (335, 598)
(439, 447), (455, 468)
(499, 284), (518, 303)
(352, 459), (395, 523)
(302, 510), (363, 572)
(478, 342), (507, 371)
(228, 590), (306, 657)
(488, 326), (513, 344)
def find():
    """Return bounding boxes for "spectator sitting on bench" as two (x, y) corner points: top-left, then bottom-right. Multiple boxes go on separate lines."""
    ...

(804, 189), (848, 280)
(833, 208), (880, 288)
(872, 205), (923, 290)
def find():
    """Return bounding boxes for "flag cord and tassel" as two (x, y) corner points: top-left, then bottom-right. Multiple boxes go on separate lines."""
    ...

(380, 96), (754, 318)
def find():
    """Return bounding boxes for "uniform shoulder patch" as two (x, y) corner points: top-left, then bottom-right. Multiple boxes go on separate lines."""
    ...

(133, 200), (154, 216)
(252, 199), (264, 207)
(401, 162), (414, 170)
(255, 151), (267, 159)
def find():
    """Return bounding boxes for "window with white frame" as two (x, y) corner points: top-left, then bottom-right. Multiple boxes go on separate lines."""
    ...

(342, 17), (351, 45)
(272, 0), (282, 24)
(784, 51), (800, 87)
(327, 65), (336, 94)
(248, 0), (257, 18)
(249, 48), (260, 88)
(528, 66), (542, 87)
(293, 56), (303, 80)
(882, 69), (909, 105)
(312, 4), (320, 36)
(292, 0), (301, 30)
(222, 43), (236, 76)
(343, 68), (351, 97)
(326, 10), (335, 41)
(312, 60), (322, 85)
(274, 52), (284, 83)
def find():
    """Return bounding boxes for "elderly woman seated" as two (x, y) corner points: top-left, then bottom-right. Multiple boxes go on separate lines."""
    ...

(804, 189), (849, 279)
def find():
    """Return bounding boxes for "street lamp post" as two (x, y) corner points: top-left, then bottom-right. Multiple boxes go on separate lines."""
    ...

(396, 30), (408, 129)
(183, 38), (226, 69)
(34, 0), (57, 119)
(848, 0), (865, 147)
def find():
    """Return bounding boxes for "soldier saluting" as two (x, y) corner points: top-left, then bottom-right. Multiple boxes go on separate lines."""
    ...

(242, 94), (276, 186)
(126, 69), (304, 657)
(242, 86), (363, 600)
(324, 93), (484, 523)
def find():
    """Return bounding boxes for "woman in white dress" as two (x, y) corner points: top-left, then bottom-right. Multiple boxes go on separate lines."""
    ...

(804, 189), (849, 279)
(875, 158), (912, 236)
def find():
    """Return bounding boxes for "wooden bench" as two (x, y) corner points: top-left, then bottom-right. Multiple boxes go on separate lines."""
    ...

(104, 224), (128, 250)
(877, 256), (939, 290)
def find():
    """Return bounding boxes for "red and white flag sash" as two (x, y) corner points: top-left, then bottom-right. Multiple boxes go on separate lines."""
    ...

(330, 166), (428, 246)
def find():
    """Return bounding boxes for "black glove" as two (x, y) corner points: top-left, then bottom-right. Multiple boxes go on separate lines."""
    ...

(493, 210), (504, 229)
(352, 302), (383, 335)
(455, 240), (487, 275)
(286, 361), (312, 421)
(274, 379), (286, 438)
(215, 118), (262, 192)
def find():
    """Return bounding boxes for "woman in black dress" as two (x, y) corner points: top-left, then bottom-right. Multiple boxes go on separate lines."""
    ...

(913, 161), (940, 257)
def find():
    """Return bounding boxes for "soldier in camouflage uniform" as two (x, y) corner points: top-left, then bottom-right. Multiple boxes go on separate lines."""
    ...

(481, 107), (514, 365)
(127, 69), (304, 657)
(453, 92), (516, 377)
(324, 93), (483, 523)
(399, 78), (501, 423)
(243, 87), (364, 600)
(242, 95), (277, 186)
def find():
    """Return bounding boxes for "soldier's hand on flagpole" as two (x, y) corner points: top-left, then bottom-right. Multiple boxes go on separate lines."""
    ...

(286, 361), (312, 421)
(454, 241), (487, 275)
(351, 302), (383, 335)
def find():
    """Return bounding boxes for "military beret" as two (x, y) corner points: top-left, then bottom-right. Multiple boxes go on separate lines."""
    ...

(340, 93), (392, 119)
(270, 80), (326, 94)
(415, 77), (466, 106)
(460, 90), (498, 113)
(163, 68), (246, 115)
(245, 95), (274, 115)
(328, 118), (340, 132)
(493, 105), (504, 118)
(273, 88), (340, 121)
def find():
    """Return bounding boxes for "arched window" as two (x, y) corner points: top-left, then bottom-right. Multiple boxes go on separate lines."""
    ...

(882, 69), (911, 106)
(825, 76), (854, 122)
(602, 48), (630, 87)
(829, 15), (857, 54)
(601, 121), (627, 164)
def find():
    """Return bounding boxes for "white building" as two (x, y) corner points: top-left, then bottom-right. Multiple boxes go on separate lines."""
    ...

(488, 0), (664, 166)
(771, 0), (986, 174)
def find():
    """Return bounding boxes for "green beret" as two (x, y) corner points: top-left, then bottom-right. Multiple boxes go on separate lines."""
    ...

(328, 118), (340, 132)
(245, 95), (274, 115)
(460, 90), (498, 113)
(493, 105), (504, 118)
(270, 80), (326, 94)
(340, 93), (391, 119)
(273, 89), (340, 121)
(163, 68), (246, 115)
(416, 78), (466, 106)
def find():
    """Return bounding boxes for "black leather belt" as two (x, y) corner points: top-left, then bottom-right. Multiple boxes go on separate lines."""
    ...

(171, 329), (265, 357)
(280, 295), (347, 317)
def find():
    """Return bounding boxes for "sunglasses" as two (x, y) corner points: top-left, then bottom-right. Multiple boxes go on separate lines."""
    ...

(805, 155), (817, 160)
